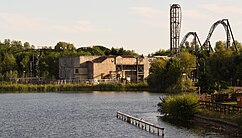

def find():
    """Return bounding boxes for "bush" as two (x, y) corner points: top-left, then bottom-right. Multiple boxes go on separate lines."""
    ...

(0, 82), (149, 92)
(158, 94), (199, 120)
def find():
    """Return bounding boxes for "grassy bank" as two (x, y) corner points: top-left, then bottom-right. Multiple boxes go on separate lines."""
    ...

(0, 82), (149, 93)
(198, 109), (242, 126)
(197, 109), (242, 135)
(158, 93), (242, 136)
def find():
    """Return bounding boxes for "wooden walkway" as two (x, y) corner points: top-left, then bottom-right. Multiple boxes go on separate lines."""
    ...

(199, 100), (242, 114)
(116, 111), (164, 137)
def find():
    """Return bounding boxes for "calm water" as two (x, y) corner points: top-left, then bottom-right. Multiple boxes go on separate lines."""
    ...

(0, 92), (231, 138)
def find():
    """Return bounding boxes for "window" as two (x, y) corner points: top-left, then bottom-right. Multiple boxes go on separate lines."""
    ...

(75, 69), (79, 74)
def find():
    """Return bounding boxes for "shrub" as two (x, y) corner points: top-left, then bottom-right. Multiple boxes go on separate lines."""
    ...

(158, 93), (199, 120)
(0, 82), (149, 92)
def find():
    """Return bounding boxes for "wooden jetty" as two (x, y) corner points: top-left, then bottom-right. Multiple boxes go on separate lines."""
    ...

(116, 111), (164, 137)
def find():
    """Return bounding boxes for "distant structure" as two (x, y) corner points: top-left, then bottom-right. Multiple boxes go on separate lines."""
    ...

(170, 4), (182, 56)
(59, 55), (151, 83)
(179, 19), (237, 52)
(202, 19), (237, 52)
(180, 32), (202, 52)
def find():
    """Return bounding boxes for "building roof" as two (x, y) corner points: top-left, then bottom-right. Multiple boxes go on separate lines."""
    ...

(92, 56), (115, 63)
(91, 55), (145, 63)
(119, 55), (136, 58)
(92, 56), (107, 63)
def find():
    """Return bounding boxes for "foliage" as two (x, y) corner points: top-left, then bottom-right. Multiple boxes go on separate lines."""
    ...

(196, 41), (242, 94)
(108, 47), (138, 56)
(180, 51), (196, 74)
(158, 94), (199, 120)
(0, 82), (149, 92)
(54, 41), (76, 51)
(0, 39), (138, 81)
(149, 49), (170, 56)
(147, 57), (182, 92)
(147, 53), (197, 92)
(2, 53), (16, 73)
(181, 77), (195, 92)
(147, 50), (197, 92)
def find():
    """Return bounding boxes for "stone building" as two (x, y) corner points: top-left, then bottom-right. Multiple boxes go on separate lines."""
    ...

(59, 55), (151, 83)
(59, 56), (98, 80)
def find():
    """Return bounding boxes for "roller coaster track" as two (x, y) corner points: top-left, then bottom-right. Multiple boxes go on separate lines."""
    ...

(179, 19), (237, 53)
(179, 32), (203, 52)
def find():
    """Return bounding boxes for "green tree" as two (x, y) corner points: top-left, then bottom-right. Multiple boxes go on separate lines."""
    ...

(23, 42), (31, 49)
(54, 41), (76, 51)
(147, 59), (167, 90)
(110, 47), (118, 55)
(2, 53), (16, 73)
(147, 58), (182, 92)
(11, 40), (23, 49)
(149, 49), (170, 56)
(6, 70), (18, 82)
(180, 51), (196, 74)
(20, 56), (30, 76)
(165, 58), (182, 92)
(3, 39), (11, 47)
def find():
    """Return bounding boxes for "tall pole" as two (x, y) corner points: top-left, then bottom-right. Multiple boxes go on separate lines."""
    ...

(136, 57), (139, 83)
(170, 4), (182, 56)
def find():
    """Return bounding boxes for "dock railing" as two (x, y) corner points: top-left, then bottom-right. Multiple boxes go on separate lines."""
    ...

(116, 111), (164, 137)
(199, 100), (242, 114)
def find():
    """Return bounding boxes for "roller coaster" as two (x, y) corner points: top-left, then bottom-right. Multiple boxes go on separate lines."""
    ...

(179, 32), (202, 52)
(179, 19), (237, 54)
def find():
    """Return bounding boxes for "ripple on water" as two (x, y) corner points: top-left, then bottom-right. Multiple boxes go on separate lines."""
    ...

(0, 92), (232, 138)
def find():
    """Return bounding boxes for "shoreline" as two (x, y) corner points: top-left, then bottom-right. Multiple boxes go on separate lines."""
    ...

(194, 114), (238, 128)
(159, 114), (241, 137)
(0, 83), (154, 93)
(193, 114), (240, 136)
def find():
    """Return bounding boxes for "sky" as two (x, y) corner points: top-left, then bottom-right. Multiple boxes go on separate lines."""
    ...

(0, 0), (242, 55)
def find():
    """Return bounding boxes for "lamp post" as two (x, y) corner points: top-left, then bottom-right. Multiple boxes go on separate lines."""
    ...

(23, 71), (26, 83)
(30, 61), (32, 82)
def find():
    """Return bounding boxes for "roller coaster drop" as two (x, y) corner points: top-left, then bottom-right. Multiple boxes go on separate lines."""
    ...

(179, 19), (237, 54)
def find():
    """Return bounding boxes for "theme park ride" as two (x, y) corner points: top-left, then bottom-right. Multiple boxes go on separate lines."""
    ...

(170, 4), (238, 56)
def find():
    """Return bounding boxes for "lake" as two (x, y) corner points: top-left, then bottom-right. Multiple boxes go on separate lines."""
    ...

(0, 92), (231, 137)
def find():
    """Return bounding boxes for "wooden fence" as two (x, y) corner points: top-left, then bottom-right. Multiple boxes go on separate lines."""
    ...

(116, 111), (164, 137)
(199, 100), (242, 114)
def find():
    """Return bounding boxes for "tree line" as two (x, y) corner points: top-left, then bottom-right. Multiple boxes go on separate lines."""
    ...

(0, 39), (138, 81)
(2, 38), (242, 94)
(147, 40), (242, 93)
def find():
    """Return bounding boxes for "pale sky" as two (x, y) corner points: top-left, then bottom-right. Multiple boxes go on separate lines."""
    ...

(0, 0), (242, 55)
